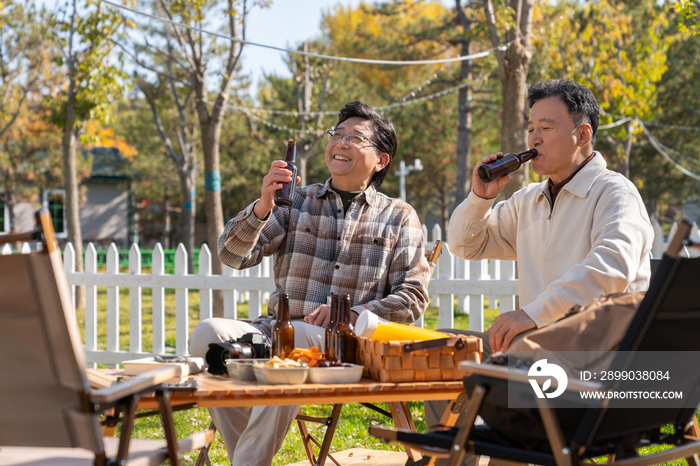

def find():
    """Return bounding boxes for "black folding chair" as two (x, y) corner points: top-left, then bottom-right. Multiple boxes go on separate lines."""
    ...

(370, 220), (700, 466)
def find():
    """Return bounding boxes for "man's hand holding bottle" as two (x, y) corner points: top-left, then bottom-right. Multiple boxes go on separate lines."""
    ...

(472, 152), (512, 199)
(253, 161), (300, 220)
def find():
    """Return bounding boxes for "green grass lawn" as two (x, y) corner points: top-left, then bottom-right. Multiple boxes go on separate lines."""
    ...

(78, 292), (694, 466)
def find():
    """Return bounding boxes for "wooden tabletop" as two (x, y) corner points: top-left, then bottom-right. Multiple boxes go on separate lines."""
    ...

(87, 369), (465, 410)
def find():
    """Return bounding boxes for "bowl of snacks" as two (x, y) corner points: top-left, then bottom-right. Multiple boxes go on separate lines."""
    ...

(307, 362), (364, 384)
(226, 359), (264, 381)
(253, 357), (309, 385)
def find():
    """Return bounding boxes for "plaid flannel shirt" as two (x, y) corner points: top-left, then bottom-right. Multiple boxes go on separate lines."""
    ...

(218, 178), (430, 335)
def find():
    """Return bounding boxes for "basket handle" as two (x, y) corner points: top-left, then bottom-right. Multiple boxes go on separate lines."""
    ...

(402, 337), (465, 353)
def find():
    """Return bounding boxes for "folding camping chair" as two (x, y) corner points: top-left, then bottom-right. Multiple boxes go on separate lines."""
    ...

(370, 220), (700, 466)
(0, 210), (215, 466)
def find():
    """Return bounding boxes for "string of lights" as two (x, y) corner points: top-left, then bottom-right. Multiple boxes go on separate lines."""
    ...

(601, 110), (700, 132)
(640, 121), (700, 182)
(598, 116), (633, 130)
(231, 68), (465, 117)
(639, 124), (700, 168)
(101, 0), (564, 121)
(97, 0), (516, 66)
(396, 66), (446, 103)
(235, 79), (475, 137)
(645, 121), (700, 132)
(231, 105), (336, 117)
(243, 110), (327, 137)
(236, 67), (452, 117)
(96, 0), (700, 176)
(598, 116), (700, 180)
(657, 140), (700, 168)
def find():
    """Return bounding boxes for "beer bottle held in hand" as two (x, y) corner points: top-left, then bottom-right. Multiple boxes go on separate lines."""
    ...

(334, 294), (356, 364)
(477, 148), (538, 183)
(325, 294), (340, 362)
(272, 293), (295, 359)
(274, 140), (298, 207)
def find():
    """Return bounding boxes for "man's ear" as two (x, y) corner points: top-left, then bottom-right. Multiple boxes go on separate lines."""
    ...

(578, 124), (593, 147)
(375, 152), (390, 172)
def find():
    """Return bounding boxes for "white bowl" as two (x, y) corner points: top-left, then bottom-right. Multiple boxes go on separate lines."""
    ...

(253, 365), (309, 385)
(307, 364), (364, 384)
(226, 359), (263, 381)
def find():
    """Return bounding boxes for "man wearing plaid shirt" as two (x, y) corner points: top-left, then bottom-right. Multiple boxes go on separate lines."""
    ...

(189, 100), (430, 466)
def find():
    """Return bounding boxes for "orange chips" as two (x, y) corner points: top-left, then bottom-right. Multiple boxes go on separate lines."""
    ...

(287, 347), (326, 367)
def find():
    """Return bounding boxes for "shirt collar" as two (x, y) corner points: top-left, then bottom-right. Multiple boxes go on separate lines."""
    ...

(547, 152), (596, 193)
(316, 178), (334, 198)
(537, 152), (606, 201)
(316, 178), (378, 207)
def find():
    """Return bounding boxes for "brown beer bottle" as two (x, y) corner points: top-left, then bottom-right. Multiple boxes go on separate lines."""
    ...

(274, 140), (298, 207)
(272, 293), (295, 359)
(333, 294), (356, 364)
(477, 148), (538, 183)
(325, 294), (340, 362)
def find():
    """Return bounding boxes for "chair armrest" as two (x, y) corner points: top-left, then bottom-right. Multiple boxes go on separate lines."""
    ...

(459, 361), (603, 392)
(91, 366), (183, 404)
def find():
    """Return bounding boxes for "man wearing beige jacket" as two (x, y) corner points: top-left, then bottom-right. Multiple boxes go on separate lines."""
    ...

(421, 80), (654, 466)
(448, 79), (653, 355)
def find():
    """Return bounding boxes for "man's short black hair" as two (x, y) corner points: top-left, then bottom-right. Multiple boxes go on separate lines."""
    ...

(335, 101), (397, 189)
(527, 80), (600, 147)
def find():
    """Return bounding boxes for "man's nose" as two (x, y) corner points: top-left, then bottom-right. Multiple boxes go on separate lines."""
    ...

(337, 134), (351, 148)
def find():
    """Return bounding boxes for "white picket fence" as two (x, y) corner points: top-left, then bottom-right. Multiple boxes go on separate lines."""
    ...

(60, 242), (276, 365)
(56, 239), (515, 365)
(2, 220), (697, 366)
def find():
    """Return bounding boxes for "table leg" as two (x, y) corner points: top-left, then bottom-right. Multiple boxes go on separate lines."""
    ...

(388, 401), (422, 462)
(102, 407), (117, 437)
(297, 414), (318, 465)
(314, 404), (344, 466)
(195, 421), (216, 466)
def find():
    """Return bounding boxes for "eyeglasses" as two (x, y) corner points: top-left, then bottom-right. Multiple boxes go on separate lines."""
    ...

(327, 129), (378, 148)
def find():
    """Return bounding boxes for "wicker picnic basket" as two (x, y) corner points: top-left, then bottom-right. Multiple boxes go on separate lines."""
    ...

(357, 334), (482, 383)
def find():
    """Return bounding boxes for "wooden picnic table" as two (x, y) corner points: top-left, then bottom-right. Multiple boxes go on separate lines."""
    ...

(87, 369), (467, 466)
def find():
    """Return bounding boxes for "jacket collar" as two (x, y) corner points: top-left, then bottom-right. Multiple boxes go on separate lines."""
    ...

(537, 152), (606, 202)
(316, 177), (377, 207)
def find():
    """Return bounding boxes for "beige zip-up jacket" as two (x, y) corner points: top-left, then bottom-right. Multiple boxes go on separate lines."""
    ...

(448, 153), (653, 328)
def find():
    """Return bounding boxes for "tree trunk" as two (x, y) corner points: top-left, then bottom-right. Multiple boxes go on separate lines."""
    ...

(6, 189), (22, 252)
(500, 64), (530, 199)
(191, 0), (243, 316)
(621, 121), (633, 179)
(483, 0), (534, 200)
(136, 75), (198, 268)
(164, 194), (172, 250)
(297, 43), (314, 188)
(179, 169), (196, 272)
(442, 188), (450, 234)
(202, 122), (225, 315)
(62, 93), (85, 310)
(163, 190), (173, 249)
(454, 42), (473, 208)
(63, 0), (84, 310)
